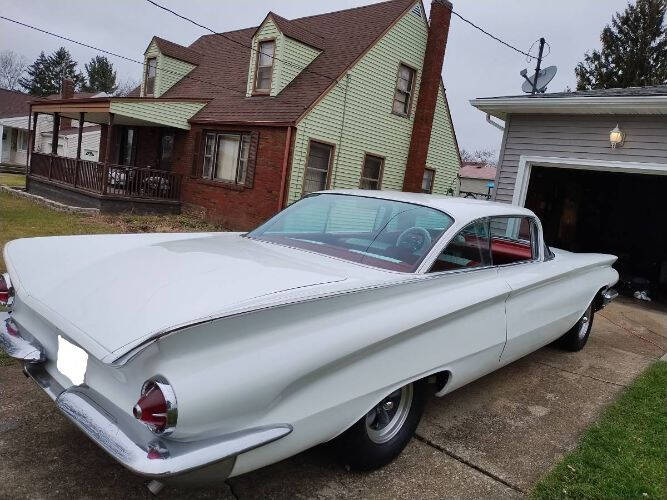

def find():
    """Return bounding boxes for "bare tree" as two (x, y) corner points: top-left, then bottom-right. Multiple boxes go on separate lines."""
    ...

(0, 50), (28, 91)
(459, 148), (497, 166)
(113, 78), (140, 97)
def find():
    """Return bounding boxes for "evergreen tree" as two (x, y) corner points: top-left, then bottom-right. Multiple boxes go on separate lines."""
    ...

(82, 55), (117, 94)
(19, 47), (85, 96)
(575, 0), (667, 90)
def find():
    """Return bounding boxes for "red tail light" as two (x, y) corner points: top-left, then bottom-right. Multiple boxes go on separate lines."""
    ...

(133, 377), (177, 435)
(0, 273), (14, 307)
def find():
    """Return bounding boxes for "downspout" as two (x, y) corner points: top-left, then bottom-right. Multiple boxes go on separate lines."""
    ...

(277, 125), (293, 211)
(485, 113), (505, 131)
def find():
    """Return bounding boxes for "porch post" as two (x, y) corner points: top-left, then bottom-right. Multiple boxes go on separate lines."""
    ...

(48, 112), (60, 180)
(74, 112), (84, 188)
(101, 112), (114, 195)
(0, 124), (4, 168)
(50, 112), (60, 154)
(28, 110), (38, 177)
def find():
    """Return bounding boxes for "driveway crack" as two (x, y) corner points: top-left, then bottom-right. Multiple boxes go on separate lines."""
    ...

(413, 433), (526, 495)
(533, 360), (627, 387)
(225, 479), (240, 500)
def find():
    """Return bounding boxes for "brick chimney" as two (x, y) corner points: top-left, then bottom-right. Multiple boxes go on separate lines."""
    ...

(59, 78), (75, 129)
(402, 0), (453, 192)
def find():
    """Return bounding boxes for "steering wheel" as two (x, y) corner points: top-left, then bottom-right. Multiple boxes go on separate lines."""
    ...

(396, 227), (432, 254)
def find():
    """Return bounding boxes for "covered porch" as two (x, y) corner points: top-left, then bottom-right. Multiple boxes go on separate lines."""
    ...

(26, 97), (207, 213)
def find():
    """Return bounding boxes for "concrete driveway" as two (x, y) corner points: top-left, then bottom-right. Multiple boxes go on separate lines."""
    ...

(1, 298), (665, 499)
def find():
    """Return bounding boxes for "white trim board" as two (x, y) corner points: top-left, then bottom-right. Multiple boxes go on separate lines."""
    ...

(512, 155), (667, 206)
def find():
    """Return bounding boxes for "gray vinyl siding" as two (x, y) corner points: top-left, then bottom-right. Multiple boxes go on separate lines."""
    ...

(494, 114), (667, 203)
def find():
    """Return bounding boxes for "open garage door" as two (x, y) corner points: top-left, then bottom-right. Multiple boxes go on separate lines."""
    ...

(525, 166), (667, 303)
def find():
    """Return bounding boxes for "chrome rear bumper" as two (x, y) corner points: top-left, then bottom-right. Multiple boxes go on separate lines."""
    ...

(2, 312), (292, 480)
(598, 288), (619, 310)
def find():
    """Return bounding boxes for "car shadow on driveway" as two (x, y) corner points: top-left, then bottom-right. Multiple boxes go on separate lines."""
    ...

(0, 300), (664, 499)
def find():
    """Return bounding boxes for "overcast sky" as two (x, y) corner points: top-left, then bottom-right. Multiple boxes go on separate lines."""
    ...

(1, 0), (630, 154)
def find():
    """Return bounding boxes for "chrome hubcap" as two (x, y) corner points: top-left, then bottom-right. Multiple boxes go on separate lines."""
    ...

(365, 384), (413, 444)
(578, 306), (592, 340)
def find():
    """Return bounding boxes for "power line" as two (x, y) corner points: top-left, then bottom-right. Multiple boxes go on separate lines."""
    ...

(144, 0), (336, 82)
(450, 10), (538, 60)
(0, 15), (248, 97)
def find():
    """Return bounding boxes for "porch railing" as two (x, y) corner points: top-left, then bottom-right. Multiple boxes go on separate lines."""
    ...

(30, 152), (182, 202)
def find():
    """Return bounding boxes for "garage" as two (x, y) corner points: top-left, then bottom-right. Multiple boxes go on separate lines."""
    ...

(525, 166), (667, 302)
(470, 84), (667, 304)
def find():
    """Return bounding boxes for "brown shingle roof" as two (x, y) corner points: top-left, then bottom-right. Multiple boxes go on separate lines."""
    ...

(151, 36), (202, 65)
(258, 12), (325, 50)
(0, 88), (33, 119)
(157, 0), (416, 125)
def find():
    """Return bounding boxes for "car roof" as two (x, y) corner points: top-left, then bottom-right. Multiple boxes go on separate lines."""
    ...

(318, 189), (536, 222)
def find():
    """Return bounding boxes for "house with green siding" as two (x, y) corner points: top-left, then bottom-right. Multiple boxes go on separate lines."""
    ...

(26, 0), (461, 229)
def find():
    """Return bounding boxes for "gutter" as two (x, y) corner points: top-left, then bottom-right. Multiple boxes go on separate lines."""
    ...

(470, 95), (667, 120)
(485, 113), (504, 131)
(278, 126), (294, 211)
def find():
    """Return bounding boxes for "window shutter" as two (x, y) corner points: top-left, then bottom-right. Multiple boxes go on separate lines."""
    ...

(244, 131), (259, 188)
(191, 130), (202, 177)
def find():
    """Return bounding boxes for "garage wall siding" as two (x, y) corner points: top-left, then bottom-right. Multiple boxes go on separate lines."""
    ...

(494, 114), (667, 203)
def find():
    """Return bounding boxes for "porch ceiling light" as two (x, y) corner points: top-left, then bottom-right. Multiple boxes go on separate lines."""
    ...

(609, 124), (625, 148)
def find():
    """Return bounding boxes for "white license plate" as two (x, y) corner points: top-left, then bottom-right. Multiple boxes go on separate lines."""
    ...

(57, 336), (88, 386)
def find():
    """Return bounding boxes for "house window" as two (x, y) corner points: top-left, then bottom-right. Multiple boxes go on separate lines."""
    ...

(16, 130), (28, 151)
(202, 132), (250, 184)
(393, 64), (415, 116)
(359, 154), (384, 190)
(144, 57), (157, 95)
(421, 168), (435, 193)
(254, 40), (275, 93)
(117, 127), (136, 166)
(303, 141), (334, 195)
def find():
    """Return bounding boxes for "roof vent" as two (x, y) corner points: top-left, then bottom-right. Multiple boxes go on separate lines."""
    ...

(411, 4), (423, 17)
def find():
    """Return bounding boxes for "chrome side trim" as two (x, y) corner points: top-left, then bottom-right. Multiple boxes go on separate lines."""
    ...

(0, 313), (46, 363)
(52, 384), (291, 478)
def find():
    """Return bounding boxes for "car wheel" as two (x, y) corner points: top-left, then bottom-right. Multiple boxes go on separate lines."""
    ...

(558, 303), (594, 352)
(335, 380), (427, 471)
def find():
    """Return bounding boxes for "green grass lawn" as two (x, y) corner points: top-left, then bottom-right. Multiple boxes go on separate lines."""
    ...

(0, 173), (26, 188)
(533, 360), (667, 499)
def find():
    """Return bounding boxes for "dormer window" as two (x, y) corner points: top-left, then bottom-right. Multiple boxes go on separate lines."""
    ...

(145, 57), (157, 96)
(254, 40), (275, 93)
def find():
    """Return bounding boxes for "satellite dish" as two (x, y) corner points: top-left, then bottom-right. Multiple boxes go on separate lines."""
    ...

(521, 65), (557, 93)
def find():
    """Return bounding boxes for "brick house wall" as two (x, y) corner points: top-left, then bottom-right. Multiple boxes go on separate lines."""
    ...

(173, 124), (293, 230)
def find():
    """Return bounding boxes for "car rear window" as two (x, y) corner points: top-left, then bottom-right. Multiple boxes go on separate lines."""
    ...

(247, 194), (454, 272)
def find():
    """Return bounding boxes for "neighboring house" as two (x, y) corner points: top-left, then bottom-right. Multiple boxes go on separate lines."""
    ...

(0, 88), (103, 170)
(459, 161), (496, 198)
(26, 0), (461, 229)
(0, 89), (33, 169)
(471, 85), (667, 301)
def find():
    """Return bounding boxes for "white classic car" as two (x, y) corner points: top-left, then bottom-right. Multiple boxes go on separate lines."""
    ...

(0, 190), (618, 490)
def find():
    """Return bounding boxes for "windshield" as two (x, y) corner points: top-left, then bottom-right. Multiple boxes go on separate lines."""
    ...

(247, 193), (454, 272)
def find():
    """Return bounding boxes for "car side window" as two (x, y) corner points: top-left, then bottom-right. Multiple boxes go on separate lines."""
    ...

(428, 219), (491, 273)
(489, 216), (538, 265)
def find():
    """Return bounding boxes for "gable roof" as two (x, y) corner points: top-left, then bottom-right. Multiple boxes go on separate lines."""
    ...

(480, 85), (667, 100)
(149, 36), (202, 65)
(471, 84), (667, 119)
(154, 0), (416, 125)
(0, 88), (33, 119)
(460, 163), (496, 180)
(255, 12), (325, 50)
